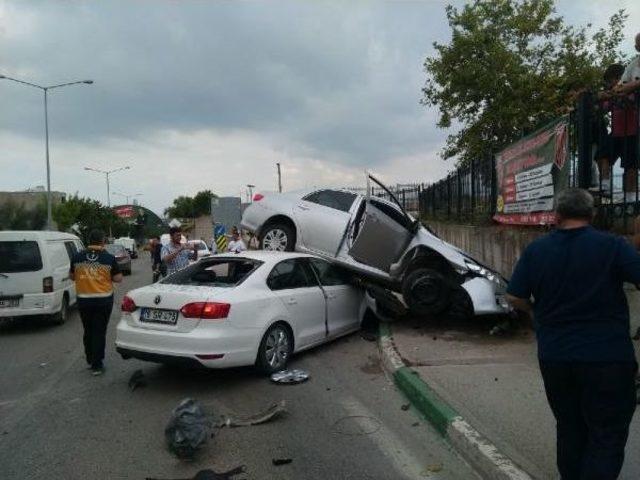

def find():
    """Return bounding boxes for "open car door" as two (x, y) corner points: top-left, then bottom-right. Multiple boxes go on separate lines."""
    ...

(348, 174), (417, 272)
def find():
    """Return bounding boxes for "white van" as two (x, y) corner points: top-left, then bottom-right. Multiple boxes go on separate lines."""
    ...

(114, 237), (138, 258)
(0, 231), (84, 324)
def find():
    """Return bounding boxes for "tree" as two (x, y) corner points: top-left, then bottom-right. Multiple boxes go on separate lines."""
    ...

(53, 195), (128, 243)
(0, 198), (47, 230)
(422, 0), (628, 165)
(164, 190), (217, 219)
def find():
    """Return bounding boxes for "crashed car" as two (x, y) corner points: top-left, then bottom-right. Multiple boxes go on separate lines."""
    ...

(241, 174), (510, 318)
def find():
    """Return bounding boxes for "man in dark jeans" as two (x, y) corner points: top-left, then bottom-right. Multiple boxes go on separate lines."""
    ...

(507, 189), (639, 480)
(70, 229), (123, 376)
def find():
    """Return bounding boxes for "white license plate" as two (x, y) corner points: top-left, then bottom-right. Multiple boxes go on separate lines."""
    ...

(0, 298), (19, 308)
(140, 307), (178, 325)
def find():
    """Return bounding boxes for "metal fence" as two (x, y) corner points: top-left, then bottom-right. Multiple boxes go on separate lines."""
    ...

(345, 183), (425, 214)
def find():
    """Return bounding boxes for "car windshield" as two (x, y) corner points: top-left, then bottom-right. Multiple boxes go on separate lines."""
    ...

(105, 244), (126, 256)
(161, 257), (262, 287)
(0, 241), (43, 273)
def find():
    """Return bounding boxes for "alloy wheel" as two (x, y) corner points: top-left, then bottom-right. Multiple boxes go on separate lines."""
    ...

(263, 229), (288, 251)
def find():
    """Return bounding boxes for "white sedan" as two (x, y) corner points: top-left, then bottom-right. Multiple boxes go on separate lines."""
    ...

(115, 251), (373, 373)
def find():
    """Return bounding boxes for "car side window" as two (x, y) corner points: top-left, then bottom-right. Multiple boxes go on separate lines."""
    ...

(303, 190), (356, 213)
(309, 258), (350, 286)
(370, 199), (412, 229)
(63, 241), (78, 262)
(267, 259), (317, 291)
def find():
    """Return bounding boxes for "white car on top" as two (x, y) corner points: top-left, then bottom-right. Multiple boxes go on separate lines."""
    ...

(241, 174), (511, 319)
(115, 251), (373, 373)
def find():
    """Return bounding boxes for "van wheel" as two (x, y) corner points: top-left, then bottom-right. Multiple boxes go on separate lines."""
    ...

(52, 297), (68, 325)
(260, 224), (295, 252)
(256, 323), (293, 374)
(402, 268), (451, 317)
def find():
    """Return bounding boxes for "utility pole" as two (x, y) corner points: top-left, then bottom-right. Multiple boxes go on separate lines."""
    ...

(276, 163), (282, 193)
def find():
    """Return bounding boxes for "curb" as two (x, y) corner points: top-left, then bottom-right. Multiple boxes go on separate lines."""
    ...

(378, 322), (535, 480)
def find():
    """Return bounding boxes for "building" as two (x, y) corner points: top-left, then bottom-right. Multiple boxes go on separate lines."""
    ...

(0, 187), (66, 210)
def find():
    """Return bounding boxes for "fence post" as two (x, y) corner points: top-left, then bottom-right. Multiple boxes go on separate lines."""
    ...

(490, 153), (497, 217)
(447, 176), (451, 219)
(457, 172), (462, 218)
(576, 91), (593, 189)
(470, 157), (476, 213)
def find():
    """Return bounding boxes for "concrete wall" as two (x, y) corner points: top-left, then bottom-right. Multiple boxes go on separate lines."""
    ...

(0, 190), (66, 210)
(429, 221), (550, 279)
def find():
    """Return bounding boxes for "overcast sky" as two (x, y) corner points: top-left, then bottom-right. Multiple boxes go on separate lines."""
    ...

(1, 1), (639, 216)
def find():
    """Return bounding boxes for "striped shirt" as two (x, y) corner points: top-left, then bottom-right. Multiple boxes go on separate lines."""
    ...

(161, 242), (193, 275)
(70, 246), (120, 306)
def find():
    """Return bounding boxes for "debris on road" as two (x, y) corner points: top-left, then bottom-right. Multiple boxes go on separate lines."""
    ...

(216, 400), (287, 428)
(271, 458), (293, 466)
(145, 466), (246, 480)
(39, 362), (47, 368)
(489, 319), (513, 336)
(270, 369), (309, 384)
(165, 398), (212, 459)
(401, 403), (410, 411)
(128, 369), (147, 391)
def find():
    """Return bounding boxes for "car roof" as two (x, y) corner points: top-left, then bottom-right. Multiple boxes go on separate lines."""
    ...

(0, 230), (80, 241)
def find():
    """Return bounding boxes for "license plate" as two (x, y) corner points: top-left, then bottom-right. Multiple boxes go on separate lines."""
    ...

(0, 298), (19, 308)
(140, 307), (178, 325)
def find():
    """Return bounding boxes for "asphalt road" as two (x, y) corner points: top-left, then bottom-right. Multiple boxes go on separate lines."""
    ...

(0, 256), (478, 480)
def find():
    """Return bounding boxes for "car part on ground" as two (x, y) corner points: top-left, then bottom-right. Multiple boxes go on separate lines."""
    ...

(164, 398), (211, 460)
(270, 369), (309, 384)
(146, 466), (246, 480)
(215, 400), (287, 428)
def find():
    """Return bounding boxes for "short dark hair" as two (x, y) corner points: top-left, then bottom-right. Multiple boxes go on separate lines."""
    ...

(169, 227), (182, 235)
(555, 188), (594, 221)
(88, 229), (105, 245)
(603, 64), (625, 82)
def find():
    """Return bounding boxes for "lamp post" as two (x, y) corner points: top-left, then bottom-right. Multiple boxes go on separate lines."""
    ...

(113, 191), (143, 205)
(0, 74), (94, 230)
(84, 166), (131, 207)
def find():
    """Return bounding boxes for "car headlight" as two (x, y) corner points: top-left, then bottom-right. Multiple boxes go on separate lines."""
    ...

(464, 259), (504, 286)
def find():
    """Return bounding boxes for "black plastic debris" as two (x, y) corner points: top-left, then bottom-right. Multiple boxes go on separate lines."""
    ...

(128, 369), (147, 392)
(215, 401), (287, 428)
(164, 398), (212, 459)
(272, 458), (292, 466)
(401, 403), (410, 411)
(146, 466), (246, 480)
(270, 369), (309, 384)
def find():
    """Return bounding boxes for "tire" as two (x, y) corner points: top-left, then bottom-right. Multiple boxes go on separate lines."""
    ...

(256, 323), (293, 374)
(402, 268), (451, 317)
(51, 296), (68, 325)
(260, 223), (295, 252)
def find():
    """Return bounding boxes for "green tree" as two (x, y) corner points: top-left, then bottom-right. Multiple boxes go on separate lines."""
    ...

(164, 190), (217, 219)
(0, 198), (47, 230)
(422, 0), (628, 164)
(53, 195), (128, 243)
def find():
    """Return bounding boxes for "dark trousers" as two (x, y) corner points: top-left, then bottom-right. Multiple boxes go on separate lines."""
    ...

(79, 303), (113, 368)
(539, 361), (637, 480)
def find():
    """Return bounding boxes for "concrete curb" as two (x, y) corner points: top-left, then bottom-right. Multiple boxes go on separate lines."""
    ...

(378, 322), (535, 480)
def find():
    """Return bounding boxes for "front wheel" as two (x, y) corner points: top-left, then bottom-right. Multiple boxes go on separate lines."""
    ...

(256, 323), (293, 374)
(402, 268), (451, 317)
(260, 223), (295, 252)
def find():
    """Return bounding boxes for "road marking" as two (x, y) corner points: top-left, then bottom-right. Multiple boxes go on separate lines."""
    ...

(339, 396), (446, 480)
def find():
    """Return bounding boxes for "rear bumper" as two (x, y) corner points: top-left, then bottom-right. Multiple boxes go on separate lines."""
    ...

(0, 291), (63, 318)
(115, 318), (260, 368)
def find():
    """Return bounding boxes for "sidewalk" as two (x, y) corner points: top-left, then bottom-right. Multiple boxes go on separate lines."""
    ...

(384, 289), (640, 479)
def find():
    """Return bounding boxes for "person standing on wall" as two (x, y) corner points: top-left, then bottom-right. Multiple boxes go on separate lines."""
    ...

(506, 189), (639, 480)
(70, 229), (123, 376)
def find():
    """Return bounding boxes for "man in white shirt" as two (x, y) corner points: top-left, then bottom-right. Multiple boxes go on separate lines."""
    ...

(227, 231), (247, 254)
(617, 33), (640, 94)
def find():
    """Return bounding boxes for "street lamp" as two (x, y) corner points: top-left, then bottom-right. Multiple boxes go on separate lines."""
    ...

(247, 184), (256, 203)
(84, 166), (131, 207)
(113, 191), (143, 205)
(0, 74), (93, 230)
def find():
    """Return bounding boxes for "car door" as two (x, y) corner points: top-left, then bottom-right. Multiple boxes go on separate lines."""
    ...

(293, 190), (358, 256)
(62, 240), (79, 304)
(308, 258), (361, 337)
(267, 258), (327, 348)
(349, 198), (415, 273)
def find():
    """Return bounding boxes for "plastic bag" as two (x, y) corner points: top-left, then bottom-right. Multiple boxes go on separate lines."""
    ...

(164, 398), (211, 459)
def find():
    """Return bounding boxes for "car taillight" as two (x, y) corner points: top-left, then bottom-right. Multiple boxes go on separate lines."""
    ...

(121, 295), (137, 312)
(180, 302), (230, 319)
(43, 276), (53, 293)
(253, 193), (264, 202)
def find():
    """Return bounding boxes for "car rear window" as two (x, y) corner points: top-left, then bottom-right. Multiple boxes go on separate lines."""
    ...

(0, 241), (43, 273)
(161, 258), (262, 287)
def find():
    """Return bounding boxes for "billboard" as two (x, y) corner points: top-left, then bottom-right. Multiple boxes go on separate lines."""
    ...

(494, 118), (569, 225)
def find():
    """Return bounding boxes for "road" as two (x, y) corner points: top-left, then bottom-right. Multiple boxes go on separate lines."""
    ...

(0, 256), (478, 480)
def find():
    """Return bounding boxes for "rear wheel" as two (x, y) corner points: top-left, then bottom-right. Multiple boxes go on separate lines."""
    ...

(51, 296), (68, 325)
(256, 323), (293, 374)
(260, 223), (295, 252)
(402, 268), (451, 317)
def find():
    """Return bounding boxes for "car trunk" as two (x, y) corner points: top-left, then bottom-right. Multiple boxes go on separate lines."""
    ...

(126, 284), (228, 333)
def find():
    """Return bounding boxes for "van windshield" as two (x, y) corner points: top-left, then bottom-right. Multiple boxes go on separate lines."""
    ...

(0, 241), (43, 273)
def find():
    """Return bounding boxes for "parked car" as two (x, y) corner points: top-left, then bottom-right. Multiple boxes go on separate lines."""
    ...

(114, 237), (138, 259)
(115, 251), (374, 373)
(105, 243), (132, 275)
(241, 175), (511, 318)
(0, 230), (84, 324)
(188, 240), (212, 260)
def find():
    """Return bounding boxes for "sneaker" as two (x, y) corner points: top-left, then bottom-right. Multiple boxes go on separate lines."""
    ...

(91, 364), (104, 376)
